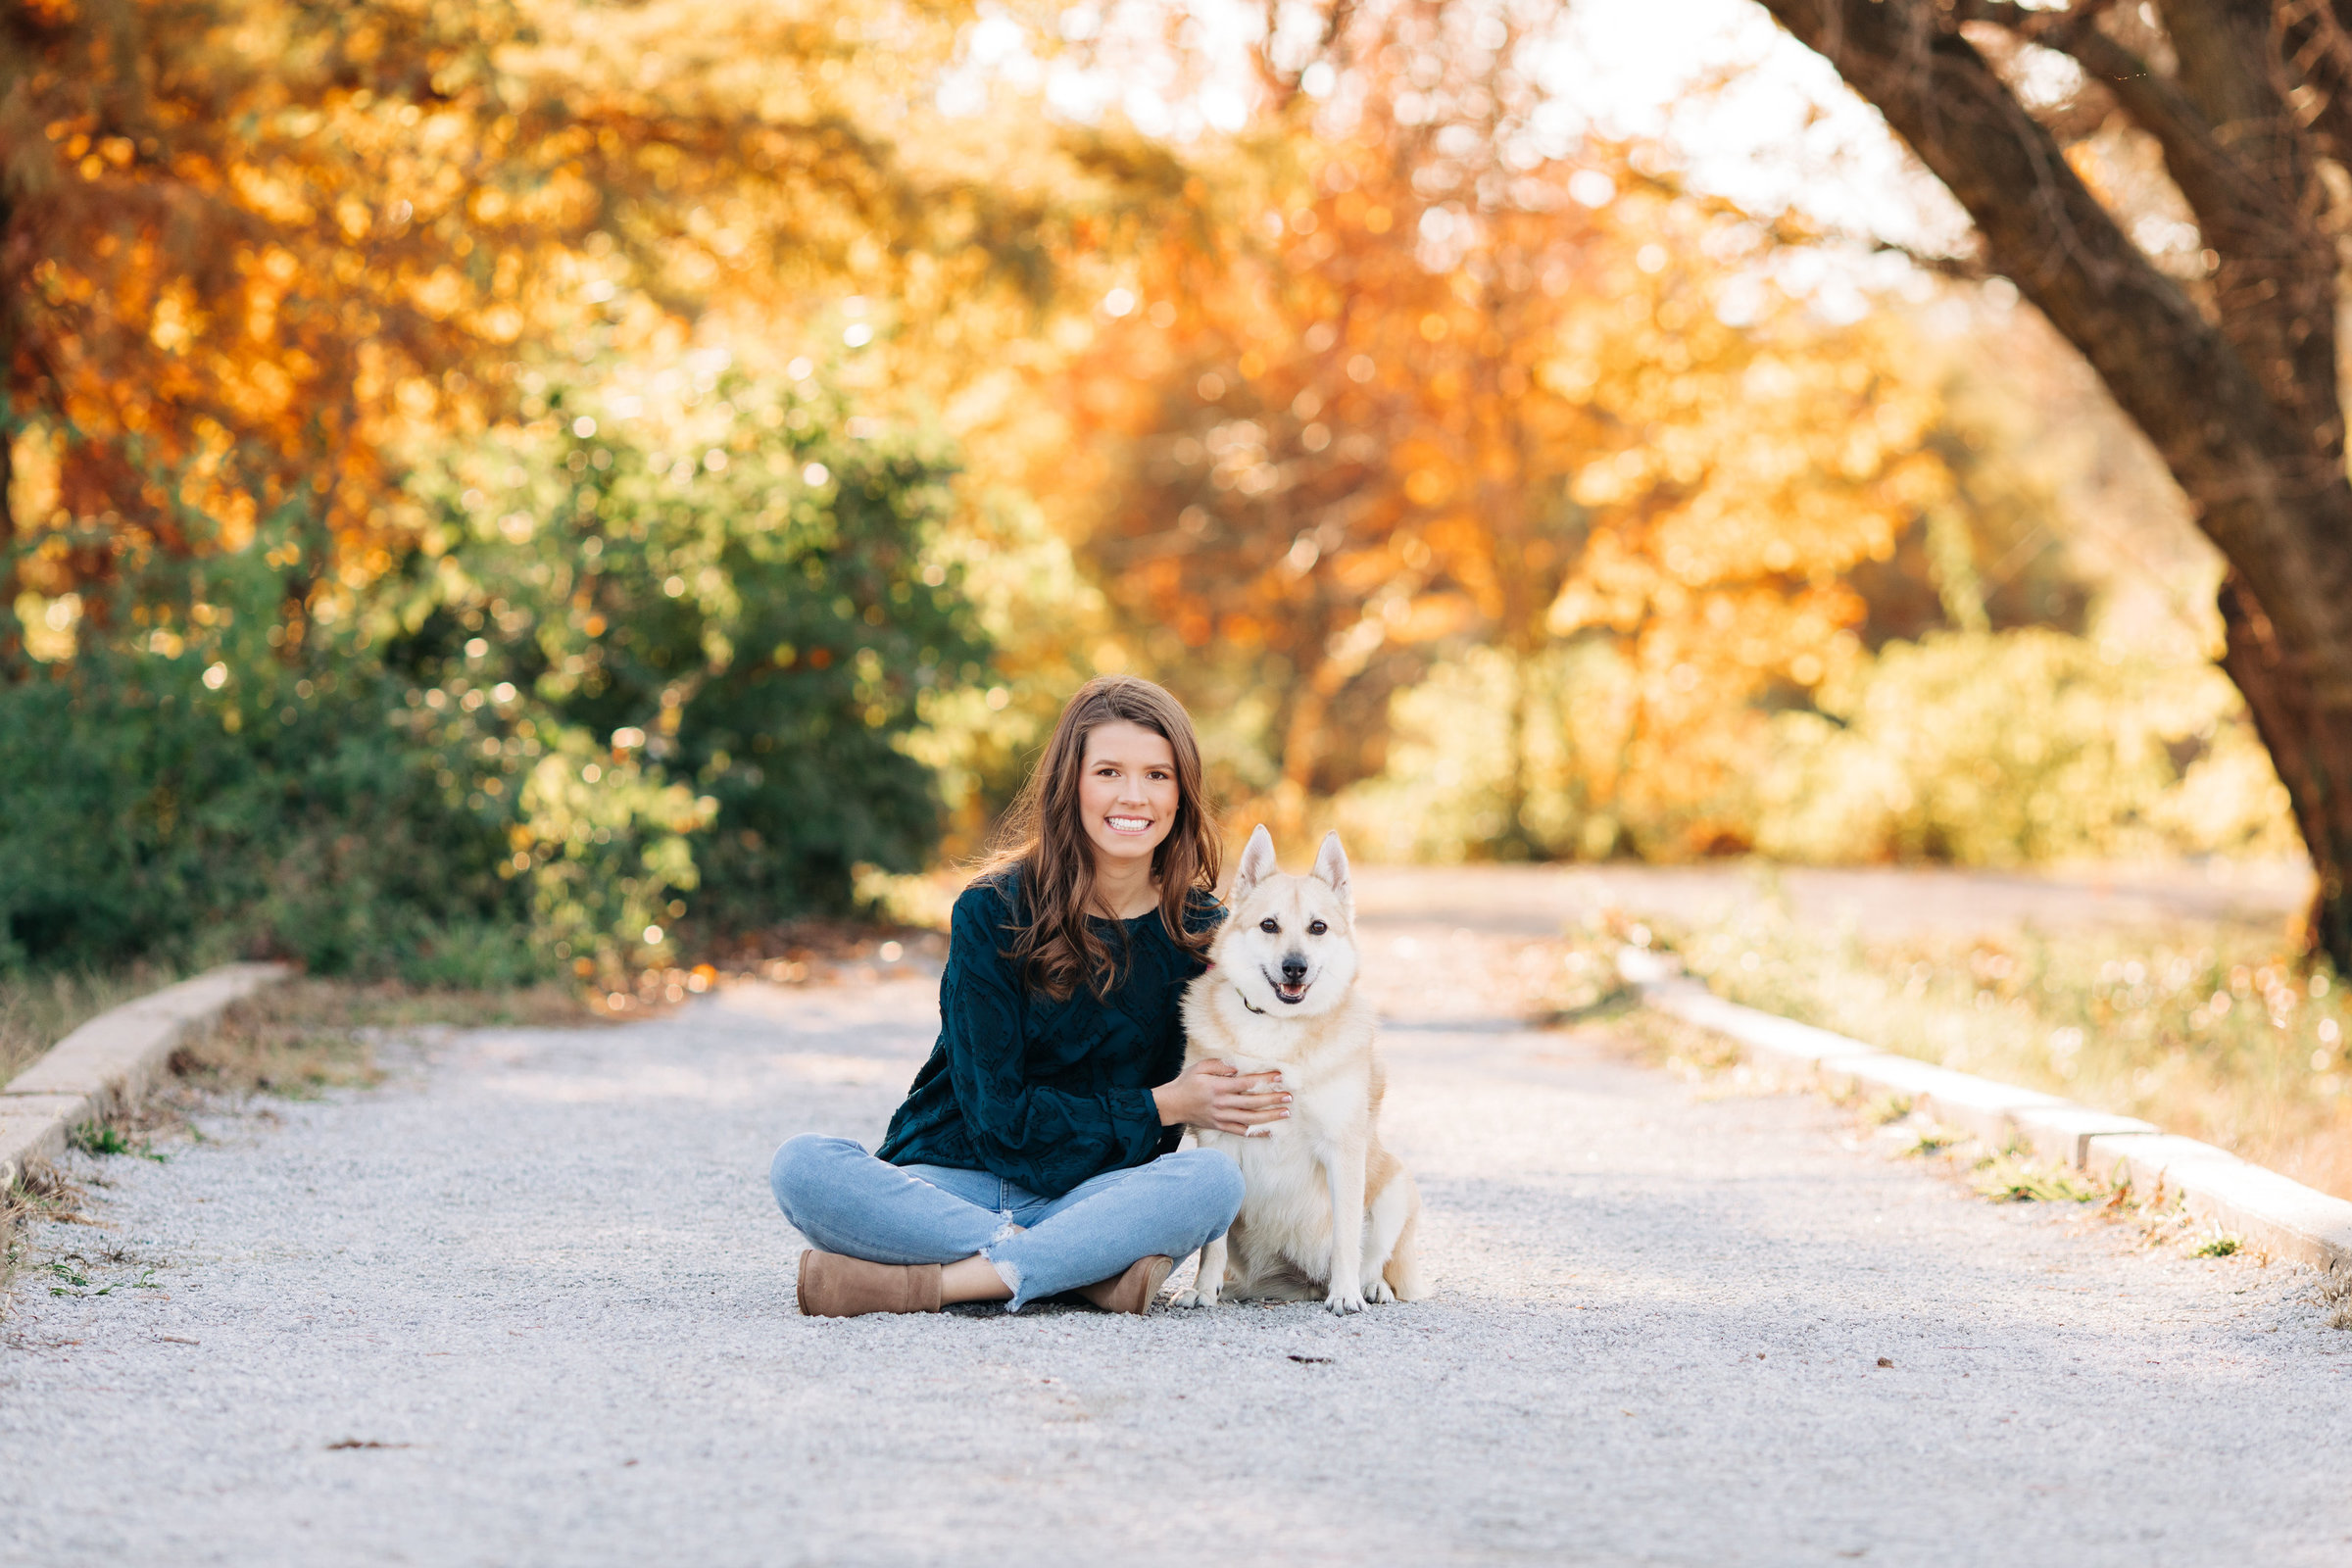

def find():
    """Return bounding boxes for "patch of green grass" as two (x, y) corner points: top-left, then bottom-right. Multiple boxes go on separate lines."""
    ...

(1868, 1095), (1917, 1127)
(39, 1252), (160, 1298)
(66, 1122), (130, 1156)
(2194, 1235), (2243, 1258)
(1903, 1129), (1957, 1157)
(1971, 1154), (2102, 1204)
(65, 1121), (168, 1161)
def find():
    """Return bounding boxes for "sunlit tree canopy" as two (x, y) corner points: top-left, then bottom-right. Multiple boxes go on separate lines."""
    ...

(0, 0), (2305, 982)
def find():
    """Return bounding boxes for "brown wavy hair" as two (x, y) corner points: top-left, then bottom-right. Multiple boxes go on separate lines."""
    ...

(981, 675), (1222, 1000)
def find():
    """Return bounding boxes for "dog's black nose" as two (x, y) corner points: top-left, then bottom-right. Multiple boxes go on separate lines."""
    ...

(1281, 954), (1309, 982)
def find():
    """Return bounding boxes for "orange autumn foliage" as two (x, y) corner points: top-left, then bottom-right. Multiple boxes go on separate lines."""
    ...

(1041, 2), (1981, 850)
(1, 0), (1074, 633)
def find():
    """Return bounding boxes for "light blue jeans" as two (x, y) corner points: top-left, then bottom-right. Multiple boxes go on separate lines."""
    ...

(769, 1135), (1245, 1312)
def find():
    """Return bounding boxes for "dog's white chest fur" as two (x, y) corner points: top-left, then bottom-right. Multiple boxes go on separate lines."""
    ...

(1205, 1036), (1374, 1265)
(1173, 825), (1428, 1314)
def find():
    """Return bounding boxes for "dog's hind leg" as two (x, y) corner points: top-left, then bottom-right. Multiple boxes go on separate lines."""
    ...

(1380, 1183), (1431, 1301)
(1174, 1232), (1230, 1308)
(1359, 1169), (1416, 1303)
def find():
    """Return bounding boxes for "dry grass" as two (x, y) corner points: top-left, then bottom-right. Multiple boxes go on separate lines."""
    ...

(1971, 1152), (2103, 1204)
(2, 975), (602, 1310)
(0, 1163), (92, 1297)
(0, 966), (180, 1087)
(599, 921), (947, 1015)
(172, 977), (602, 1097)
(1613, 1007), (1755, 1086)
(6, 967), (608, 1098)
(1553, 909), (2352, 1323)
(1610, 964), (2339, 1298)
(1650, 900), (2352, 1201)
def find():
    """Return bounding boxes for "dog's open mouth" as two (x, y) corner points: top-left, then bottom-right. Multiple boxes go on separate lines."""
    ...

(1267, 971), (1311, 1005)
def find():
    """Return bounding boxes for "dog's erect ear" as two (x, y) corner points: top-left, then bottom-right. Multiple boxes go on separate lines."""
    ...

(1231, 823), (1279, 903)
(1311, 829), (1352, 911)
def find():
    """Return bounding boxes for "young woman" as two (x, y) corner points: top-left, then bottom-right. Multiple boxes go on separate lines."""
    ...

(769, 675), (1289, 1317)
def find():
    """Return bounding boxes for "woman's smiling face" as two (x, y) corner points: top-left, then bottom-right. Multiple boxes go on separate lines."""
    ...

(1077, 719), (1179, 875)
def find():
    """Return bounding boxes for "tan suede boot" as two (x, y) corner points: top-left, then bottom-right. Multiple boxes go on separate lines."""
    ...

(1078, 1254), (1173, 1316)
(796, 1250), (945, 1317)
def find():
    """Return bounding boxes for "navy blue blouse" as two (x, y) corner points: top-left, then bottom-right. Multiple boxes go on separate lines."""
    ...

(874, 871), (1221, 1198)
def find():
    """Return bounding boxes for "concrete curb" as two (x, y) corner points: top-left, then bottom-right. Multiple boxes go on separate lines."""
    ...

(0, 963), (291, 1190)
(1619, 948), (2352, 1273)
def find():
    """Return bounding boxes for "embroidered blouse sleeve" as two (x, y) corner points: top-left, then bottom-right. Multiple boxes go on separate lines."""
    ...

(939, 887), (1164, 1193)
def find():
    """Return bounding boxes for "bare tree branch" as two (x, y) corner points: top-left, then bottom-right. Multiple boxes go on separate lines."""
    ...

(2276, 0), (2352, 172)
(1959, 1), (2255, 237)
(1873, 237), (1992, 278)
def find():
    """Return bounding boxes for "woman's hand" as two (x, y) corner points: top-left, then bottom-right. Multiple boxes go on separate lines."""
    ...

(1152, 1057), (1289, 1136)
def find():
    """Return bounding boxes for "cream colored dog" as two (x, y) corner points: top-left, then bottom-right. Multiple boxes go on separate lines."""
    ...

(1174, 825), (1429, 1314)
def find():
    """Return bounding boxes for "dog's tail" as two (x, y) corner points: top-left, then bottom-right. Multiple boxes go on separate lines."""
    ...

(1383, 1189), (1433, 1301)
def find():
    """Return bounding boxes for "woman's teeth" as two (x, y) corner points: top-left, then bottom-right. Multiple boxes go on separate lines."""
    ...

(1105, 816), (1152, 832)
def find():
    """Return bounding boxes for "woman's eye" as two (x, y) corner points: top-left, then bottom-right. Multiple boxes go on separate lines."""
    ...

(1307, 920), (1327, 935)
(1259, 917), (1280, 934)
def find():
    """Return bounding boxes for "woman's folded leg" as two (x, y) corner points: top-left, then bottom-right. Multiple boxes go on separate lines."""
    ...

(767, 1135), (1009, 1265)
(989, 1148), (1245, 1310)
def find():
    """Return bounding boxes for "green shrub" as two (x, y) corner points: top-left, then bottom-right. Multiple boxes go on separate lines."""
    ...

(0, 370), (992, 980)
(1754, 629), (2292, 863)
(408, 371), (988, 939)
(1334, 628), (2294, 865)
(0, 532), (520, 975)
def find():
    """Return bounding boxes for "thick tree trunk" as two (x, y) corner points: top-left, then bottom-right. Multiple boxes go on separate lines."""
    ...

(2219, 573), (2352, 958)
(0, 185), (15, 562)
(1752, 0), (2352, 970)
(1494, 650), (1537, 860)
(1275, 681), (1331, 843)
(0, 246), (16, 664)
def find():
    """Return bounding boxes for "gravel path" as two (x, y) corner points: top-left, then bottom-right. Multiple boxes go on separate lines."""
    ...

(6, 937), (2352, 1565)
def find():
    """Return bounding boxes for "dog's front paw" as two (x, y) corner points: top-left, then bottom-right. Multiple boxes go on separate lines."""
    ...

(1324, 1288), (1367, 1316)
(1361, 1277), (1396, 1305)
(1172, 1289), (1220, 1309)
